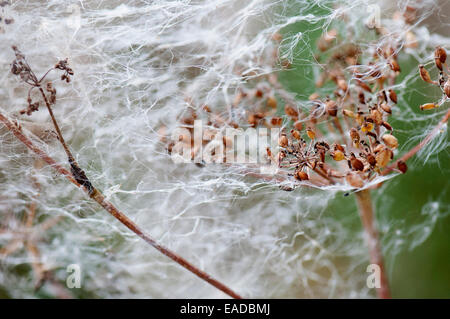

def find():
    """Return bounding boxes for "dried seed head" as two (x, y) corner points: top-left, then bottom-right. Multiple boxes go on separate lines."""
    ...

(306, 127), (315, 140)
(419, 65), (433, 84)
(375, 147), (392, 168)
(420, 103), (438, 111)
(295, 170), (309, 181)
(326, 100), (338, 116)
(382, 134), (398, 149)
(346, 172), (364, 188)
(397, 160), (408, 173)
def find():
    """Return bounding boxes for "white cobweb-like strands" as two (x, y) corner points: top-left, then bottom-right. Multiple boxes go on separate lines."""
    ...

(0, 0), (448, 298)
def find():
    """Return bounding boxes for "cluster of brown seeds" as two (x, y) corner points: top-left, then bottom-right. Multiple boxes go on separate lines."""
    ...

(418, 46), (449, 110)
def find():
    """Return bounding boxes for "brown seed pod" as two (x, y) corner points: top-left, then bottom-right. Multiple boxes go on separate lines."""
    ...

(343, 109), (356, 118)
(380, 103), (392, 114)
(420, 103), (438, 111)
(326, 100), (338, 116)
(267, 96), (277, 109)
(291, 129), (301, 140)
(271, 117), (283, 126)
(332, 150), (345, 161)
(444, 79), (450, 99)
(279, 134), (288, 148)
(371, 109), (383, 125)
(388, 59), (401, 72)
(397, 160), (408, 173)
(350, 128), (360, 147)
(374, 143), (384, 154)
(306, 127), (315, 140)
(285, 105), (299, 119)
(418, 65), (433, 84)
(350, 154), (364, 171)
(381, 121), (393, 131)
(295, 170), (309, 181)
(382, 134), (398, 149)
(356, 79), (372, 93)
(335, 144), (345, 152)
(367, 154), (376, 167)
(294, 120), (303, 131)
(346, 172), (364, 188)
(376, 147), (392, 168)
(388, 89), (398, 104)
(435, 46), (447, 71)
(255, 89), (264, 98)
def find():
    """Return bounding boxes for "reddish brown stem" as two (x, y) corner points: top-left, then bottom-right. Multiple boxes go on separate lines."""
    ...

(355, 189), (390, 299)
(0, 111), (242, 299)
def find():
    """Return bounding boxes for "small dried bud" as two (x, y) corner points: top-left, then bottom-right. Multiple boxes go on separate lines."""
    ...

(306, 127), (315, 140)
(388, 59), (401, 72)
(397, 160), (408, 174)
(271, 117), (283, 126)
(388, 89), (398, 104)
(346, 172), (364, 188)
(267, 96), (277, 109)
(343, 109), (356, 118)
(293, 120), (303, 131)
(295, 170), (309, 181)
(350, 154), (364, 171)
(376, 147), (393, 168)
(382, 134), (398, 149)
(285, 105), (299, 119)
(370, 109), (383, 125)
(332, 150), (345, 161)
(420, 103), (438, 111)
(356, 80), (372, 93)
(434, 46), (447, 71)
(380, 103), (392, 114)
(291, 129), (301, 140)
(444, 79), (450, 99)
(326, 100), (338, 116)
(381, 121), (393, 131)
(279, 134), (288, 148)
(418, 65), (433, 84)
(367, 154), (376, 167)
(350, 128), (360, 147)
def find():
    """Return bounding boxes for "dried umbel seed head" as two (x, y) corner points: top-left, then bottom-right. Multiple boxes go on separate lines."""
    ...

(295, 170), (309, 181)
(419, 65), (433, 84)
(382, 134), (398, 149)
(420, 103), (438, 111)
(346, 172), (364, 188)
(434, 46), (447, 70)
(326, 99), (338, 116)
(397, 160), (408, 174)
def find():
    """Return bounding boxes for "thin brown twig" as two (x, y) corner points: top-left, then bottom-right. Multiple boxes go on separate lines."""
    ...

(0, 110), (242, 299)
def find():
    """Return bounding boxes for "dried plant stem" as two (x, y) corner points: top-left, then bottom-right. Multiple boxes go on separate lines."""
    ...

(355, 189), (390, 299)
(382, 109), (450, 176)
(0, 111), (242, 299)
